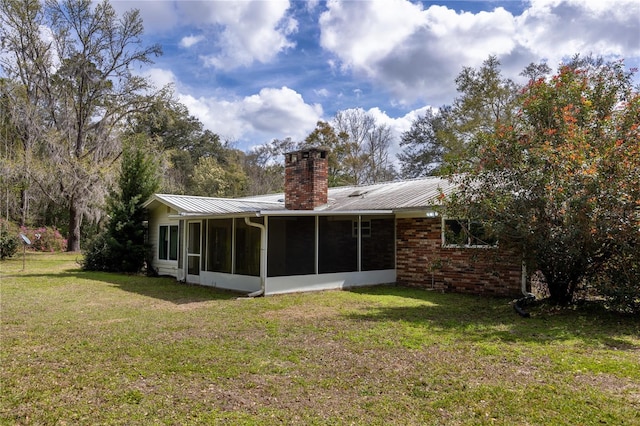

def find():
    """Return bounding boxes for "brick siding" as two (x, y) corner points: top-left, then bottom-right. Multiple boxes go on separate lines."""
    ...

(396, 217), (522, 297)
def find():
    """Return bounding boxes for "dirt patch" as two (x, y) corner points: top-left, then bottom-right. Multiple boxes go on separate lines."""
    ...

(149, 299), (216, 312)
(573, 373), (640, 406)
(262, 304), (340, 322)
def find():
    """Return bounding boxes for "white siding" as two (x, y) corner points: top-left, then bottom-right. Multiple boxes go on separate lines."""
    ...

(264, 270), (396, 296)
(148, 205), (180, 278)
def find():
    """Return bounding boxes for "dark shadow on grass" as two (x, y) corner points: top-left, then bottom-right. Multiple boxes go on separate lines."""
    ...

(345, 285), (640, 349)
(5, 270), (239, 304)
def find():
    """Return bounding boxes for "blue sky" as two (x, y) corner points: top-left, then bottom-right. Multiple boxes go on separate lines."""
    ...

(112, 0), (640, 153)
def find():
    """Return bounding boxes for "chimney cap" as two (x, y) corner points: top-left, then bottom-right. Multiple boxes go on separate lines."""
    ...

(285, 146), (329, 156)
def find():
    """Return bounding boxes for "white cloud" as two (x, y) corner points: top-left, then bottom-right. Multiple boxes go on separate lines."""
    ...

(113, 1), (297, 70)
(514, 0), (640, 67)
(178, 87), (323, 148)
(144, 68), (178, 88)
(196, 1), (297, 70)
(179, 34), (205, 49)
(110, 1), (181, 33)
(320, 0), (426, 74)
(366, 106), (437, 158)
(240, 87), (323, 136)
(319, 0), (640, 106)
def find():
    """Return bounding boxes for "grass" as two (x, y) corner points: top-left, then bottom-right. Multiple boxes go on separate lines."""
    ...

(1, 252), (639, 425)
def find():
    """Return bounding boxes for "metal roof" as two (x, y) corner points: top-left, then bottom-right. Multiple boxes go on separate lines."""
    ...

(145, 176), (455, 217)
(144, 194), (284, 216)
(243, 176), (455, 212)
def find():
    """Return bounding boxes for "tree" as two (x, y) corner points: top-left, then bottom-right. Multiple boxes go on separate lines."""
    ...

(191, 154), (247, 197)
(0, 0), (51, 226)
(399, 56), (519, 177)
(363, 123), (396, 183)
(127, 94), (242, 195)
(1, 0), (161, 251)
(446, 57), (639, 306)
(302, 121), (349, 187)
(398, 107), (449, 178)
(243, 137), (297, 195)
(332, 109), (396, 185)
(82, 137), (159, 272)
(450, 55), (519, 144)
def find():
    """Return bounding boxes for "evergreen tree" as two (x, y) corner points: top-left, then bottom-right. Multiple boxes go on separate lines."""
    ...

(82, 137), (159, 272)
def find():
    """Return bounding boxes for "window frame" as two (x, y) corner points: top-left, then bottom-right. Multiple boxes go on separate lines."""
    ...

(158, 224), (179, 261)
(441, 217), (497, 248)
(352, 219), (371, 238)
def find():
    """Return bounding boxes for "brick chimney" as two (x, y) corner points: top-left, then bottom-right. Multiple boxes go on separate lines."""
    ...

(284, 147), (328, 210)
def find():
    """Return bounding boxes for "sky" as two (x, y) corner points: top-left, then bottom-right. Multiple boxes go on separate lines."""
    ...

(110, 0), (640, 154)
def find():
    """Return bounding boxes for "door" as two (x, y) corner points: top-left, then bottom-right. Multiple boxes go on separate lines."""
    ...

(186, 221), (201, 283)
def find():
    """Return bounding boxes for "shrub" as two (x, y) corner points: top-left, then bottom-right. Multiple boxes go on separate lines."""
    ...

(592, 252), (640, 314)
(19, 226), (68, 252)
(0, 228), (19, 259)
(81, 231), (113, 271)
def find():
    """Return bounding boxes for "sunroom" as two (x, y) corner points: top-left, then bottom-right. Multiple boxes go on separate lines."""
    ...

(143, 195), (396, 295)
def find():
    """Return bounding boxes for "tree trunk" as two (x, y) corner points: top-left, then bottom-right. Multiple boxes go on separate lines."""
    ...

(67, 201), (81, 252)
(20, 188), (28, 227)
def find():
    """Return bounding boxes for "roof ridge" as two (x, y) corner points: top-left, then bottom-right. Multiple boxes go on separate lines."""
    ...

(155, 193), (283, 205)
(328, 175), (447, 191)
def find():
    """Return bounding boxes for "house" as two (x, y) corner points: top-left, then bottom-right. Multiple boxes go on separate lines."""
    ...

(143, 147), (524, 297)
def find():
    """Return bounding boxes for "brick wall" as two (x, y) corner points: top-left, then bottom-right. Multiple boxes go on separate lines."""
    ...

(396, 217), (522, 297)
(284, 148), (328, 210)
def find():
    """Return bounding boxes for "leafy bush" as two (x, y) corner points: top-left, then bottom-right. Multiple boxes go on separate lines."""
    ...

(592, 252), (640, 314)
(0, 228), (19, 259)
(81, 231), (113, 271)
(19, 226), (68, 252)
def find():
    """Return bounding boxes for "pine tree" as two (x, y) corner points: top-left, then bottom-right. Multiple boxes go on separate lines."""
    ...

(83, 137), (159, 272)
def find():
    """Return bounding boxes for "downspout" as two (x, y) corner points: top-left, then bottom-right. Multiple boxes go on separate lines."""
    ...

(521, 261), (534, 298)
(244, 217), (266, 297)
(515, 260), (535, 317)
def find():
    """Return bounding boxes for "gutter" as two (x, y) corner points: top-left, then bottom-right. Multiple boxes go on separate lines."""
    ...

(244, 217), (266, 297)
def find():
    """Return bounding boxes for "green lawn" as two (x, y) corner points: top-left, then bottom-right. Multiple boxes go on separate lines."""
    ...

(1, 253), (639, 425)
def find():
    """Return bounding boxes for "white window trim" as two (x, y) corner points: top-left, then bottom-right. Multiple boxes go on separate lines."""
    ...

(158, 224), (179, 261)
(441, 217), (497, 249)
(352, 219), (371, 238)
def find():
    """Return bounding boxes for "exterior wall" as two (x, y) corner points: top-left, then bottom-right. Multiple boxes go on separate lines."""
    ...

(284, 148), (328, 210)
(147, 205), (180, 278)
(199, 271), (261, 293)
(265, 270), (395, 295)
(396, 217), (522, 297)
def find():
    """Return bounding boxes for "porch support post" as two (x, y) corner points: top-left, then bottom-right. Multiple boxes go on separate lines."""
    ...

(314, 215), (319, 275)
(357, 215), (362, 272)
(244, 216), (266, 296)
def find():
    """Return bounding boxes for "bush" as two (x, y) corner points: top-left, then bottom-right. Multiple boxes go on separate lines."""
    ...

(81, 231), (114, 271)
(593, 252), (640, 314)
(0, 228), (19, 259)
(19, 226), (68, 252)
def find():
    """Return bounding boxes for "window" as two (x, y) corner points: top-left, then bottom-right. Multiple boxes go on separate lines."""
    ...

(443, 219), (497, 247)
(352, 219), (371, 238)
(159, 225), (179, 260)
